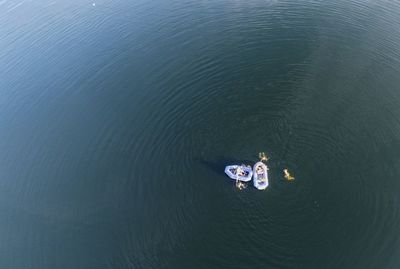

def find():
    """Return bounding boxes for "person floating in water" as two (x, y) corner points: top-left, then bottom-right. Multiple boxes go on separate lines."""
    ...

(259, 152), (269, 162)
(283, 169), (295, 181)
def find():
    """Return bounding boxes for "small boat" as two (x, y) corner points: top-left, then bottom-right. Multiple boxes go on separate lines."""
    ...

(224, 164), (253, 182)
(253, 161), (269, 190)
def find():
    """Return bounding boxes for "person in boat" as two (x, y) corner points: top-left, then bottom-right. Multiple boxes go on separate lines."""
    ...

(237, 166), (245, 176)
(256, 166), (263, 174)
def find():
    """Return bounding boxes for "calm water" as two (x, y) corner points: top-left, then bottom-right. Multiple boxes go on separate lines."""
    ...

(1, 0), (400, 268)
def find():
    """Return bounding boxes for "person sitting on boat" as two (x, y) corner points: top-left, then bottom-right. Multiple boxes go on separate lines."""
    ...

(237, 167), (245, 176)
(256, 166), (263, 174)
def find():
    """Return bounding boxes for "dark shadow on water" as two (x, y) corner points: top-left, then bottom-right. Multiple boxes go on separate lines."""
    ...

(198, 156), (254, 175)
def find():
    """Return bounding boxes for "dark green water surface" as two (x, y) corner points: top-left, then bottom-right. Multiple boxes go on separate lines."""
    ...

(1, 0), (400, 268)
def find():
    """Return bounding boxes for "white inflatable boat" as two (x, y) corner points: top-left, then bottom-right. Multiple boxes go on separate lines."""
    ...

(224, 165), (253, 182)
(253, 161), (269, 190)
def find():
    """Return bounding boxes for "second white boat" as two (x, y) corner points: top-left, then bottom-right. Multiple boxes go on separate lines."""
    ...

(253, 161), (269, 190)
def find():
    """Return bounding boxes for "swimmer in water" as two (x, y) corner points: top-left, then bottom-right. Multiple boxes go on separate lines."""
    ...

(259, 152), (269, 162)
(236, 179), (246, 190)
(283, 169), (295, 181)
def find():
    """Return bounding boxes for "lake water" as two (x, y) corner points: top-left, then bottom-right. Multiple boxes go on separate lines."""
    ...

(1, 0), (400, 268)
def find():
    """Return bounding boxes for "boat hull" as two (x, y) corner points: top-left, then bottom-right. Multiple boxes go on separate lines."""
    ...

(253, 161), (269, 190)
(224, 165), (253, 182)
